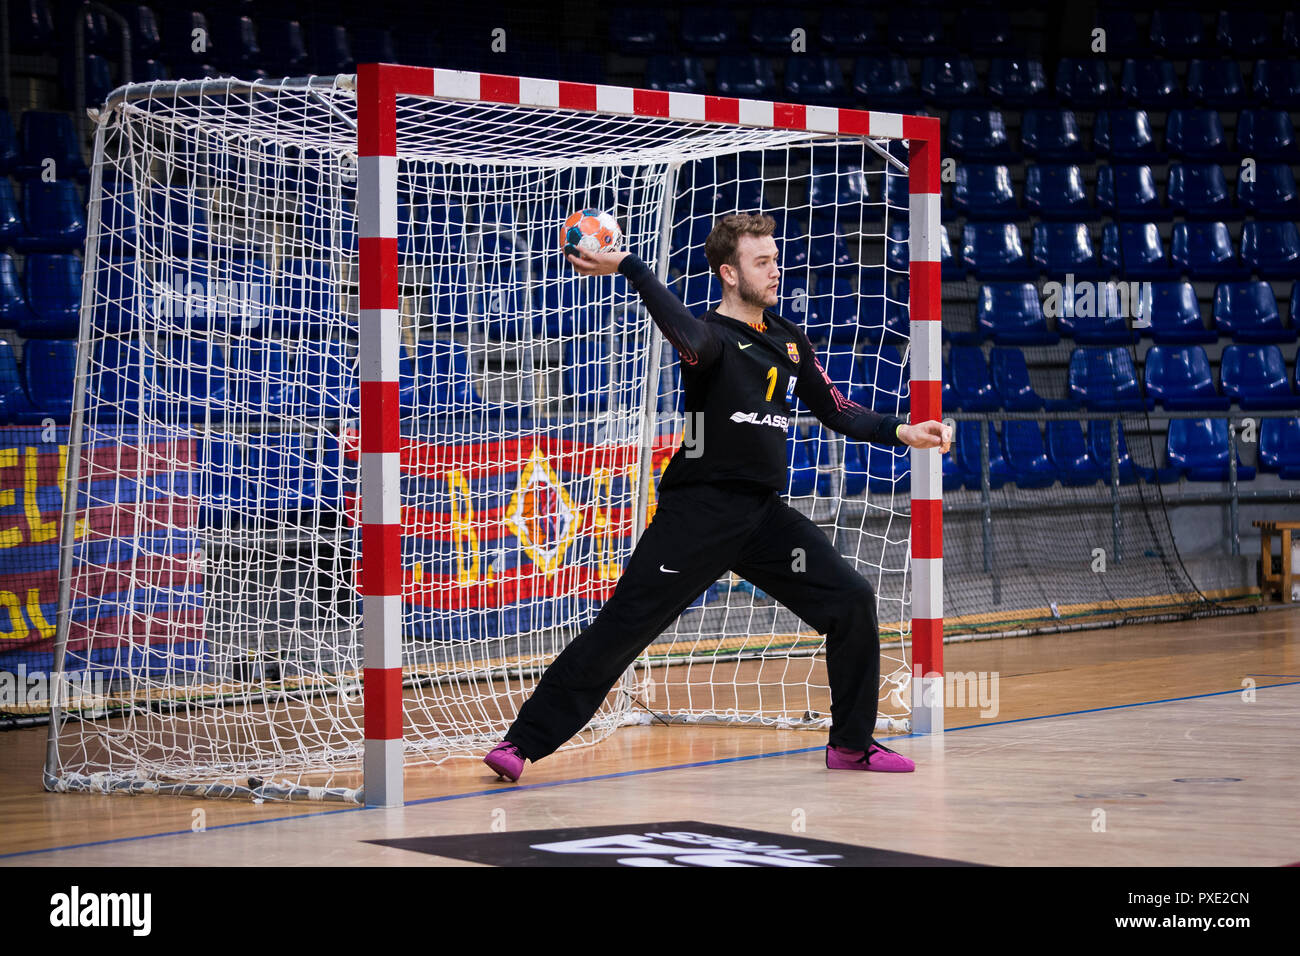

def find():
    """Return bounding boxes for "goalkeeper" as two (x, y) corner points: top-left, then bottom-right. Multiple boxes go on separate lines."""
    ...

(486, 213), (950, 782)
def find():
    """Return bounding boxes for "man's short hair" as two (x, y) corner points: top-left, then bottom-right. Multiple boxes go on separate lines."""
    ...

(704, 213), (777, 279)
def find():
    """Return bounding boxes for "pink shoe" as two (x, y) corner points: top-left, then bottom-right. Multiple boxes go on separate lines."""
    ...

(825, 741), (915, 773)
(484, 741), (525, 782)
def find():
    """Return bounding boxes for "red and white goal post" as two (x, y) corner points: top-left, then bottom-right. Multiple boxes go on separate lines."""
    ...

(46, 65), (942, 806)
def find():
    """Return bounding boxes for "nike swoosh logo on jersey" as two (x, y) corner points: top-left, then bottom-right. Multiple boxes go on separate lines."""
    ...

(659, 565), (679, 573)
(738, 342), (752, 349)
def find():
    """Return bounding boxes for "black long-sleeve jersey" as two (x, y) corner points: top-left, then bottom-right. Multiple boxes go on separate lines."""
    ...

(618, 254), (908, 493)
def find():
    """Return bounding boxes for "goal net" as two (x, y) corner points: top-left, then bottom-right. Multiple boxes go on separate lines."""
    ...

(46, 70), (940, 802)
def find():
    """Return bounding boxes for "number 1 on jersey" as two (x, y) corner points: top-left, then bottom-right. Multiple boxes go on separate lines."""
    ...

(765, 366), (778, 402)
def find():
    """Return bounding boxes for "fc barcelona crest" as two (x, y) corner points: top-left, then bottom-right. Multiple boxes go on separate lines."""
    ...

(786, 342), (800, 363)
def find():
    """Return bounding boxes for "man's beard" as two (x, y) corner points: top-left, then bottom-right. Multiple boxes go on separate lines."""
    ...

(736, 272), (776, 309)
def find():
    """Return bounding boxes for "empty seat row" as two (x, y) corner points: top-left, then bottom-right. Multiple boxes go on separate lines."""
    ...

(954, 163), (1299, 222)
(615, 7), (1018, 57)
(0, 180), (86, 252)
(0, 338), (75, 424)
(951, 109), (1298, 162)
(978, 279), (1300, 346)
(950, 343), (1300, 413)
(961, 221), (1300, 280)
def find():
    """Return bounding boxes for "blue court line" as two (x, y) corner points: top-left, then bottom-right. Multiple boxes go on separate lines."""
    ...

(6, 678), (1298, 860)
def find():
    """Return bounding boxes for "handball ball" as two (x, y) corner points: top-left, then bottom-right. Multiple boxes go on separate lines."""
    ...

(562, 209), (623, 255)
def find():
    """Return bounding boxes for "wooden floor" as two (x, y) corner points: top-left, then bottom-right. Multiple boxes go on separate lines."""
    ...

(3, 606), (1299, 866)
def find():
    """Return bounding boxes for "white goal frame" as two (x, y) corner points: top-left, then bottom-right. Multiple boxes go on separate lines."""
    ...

(355, 64), (945, 807)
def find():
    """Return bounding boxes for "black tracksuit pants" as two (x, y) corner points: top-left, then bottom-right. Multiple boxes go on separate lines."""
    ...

(505, 480), (884, 761)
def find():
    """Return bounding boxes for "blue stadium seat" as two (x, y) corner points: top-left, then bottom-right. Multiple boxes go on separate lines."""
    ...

(1068, 347), (1152, 409)
(978, 282), (1059, 344)
(310, 24), (353, 74)
(987, 57), (1048, 107)
(990, 346), (1076, 411)
(21, 339), (76, 422)
(608, 10), (669, 54)
(1253, 59), (1300, 108)
(646, 55), (707, 94)
(1165, 109), (1232, 161)
(162, 11), (215, 71)
(947, 109), (1015, 161)
(143, 186), (210, 258)
(1150, 8), (1207, 55)
(954, 421), (1014, 490)
(963, 223), (1033, 279)
(1167, 418), (1256, 481)
(1258, 417), (1300, 478)
(1144, 345), (1230, 410)
(11, 0), (55, 54)
(0, 112), (17, 175)
(1120, 58), (1183, 107)
(1032, 221), (1106, 279)
(17, 111), (88, 181)
(784, 56), (847, 106)
(852, 56), (919, 111)
(953, 164), (1018, 220)
(1241, 221), (1300, 278)
(809, 229), (854, 278)
(1054, 279), (1143, 345)
(0, 254), (37, 330)
(1213, 281), (1296, 342)
(1055, 58), (1112, 107)
(888, 9), (942, 54)
(1088, 419), (1172, 484)
(154, 338), (228, 423)
(820, 10), (877, 53)
(863, 344), (909, 415)
(1146, 280), (1216, 344)
(260, 19), (309, 72)
(1097, 9), (1142, 56)
(295, 338), (357, 418)
(0, 339), (43, 424)
(561, 338), (610, 412)
(1023, 164), (1092, 220)
(1167, 162), (1234, 219)
(239, 431), (343, 515)
(749, 9), (803, 53)
(716, 55), (776, 98)
(1020, 108), (1088, 162)
(1106, 221), (1176, 279)
(0, 180), (22, 247)
(680, 8), (736, 53)
(886, 220), (960, 280)
(1003, 421), (1059, 488)
(21, 253), (80, 337)
(118, 5), (160, 57)
(1238, 163), (1300, 218)
(1217, 11), (1272, 55)
(1095, 164), (1167, 220)
(225, 339), (288, 418)
(1170, 221), (1248, 280)
(849, 441), (912, 495)
(948, 345), (1000, 411)
(920, 55), (982, 106)
(210, 14), (262, 73)
(1092, 109), (1162, 163)
(90, 256), (138, 332)
(1185, 59), (1246, 108)
(1220, 345), (1300, 409)
(1287, 12), (1300, 53)
(15, 180), (86, 252)
(809, 164), (870, 216)
(1235, 109), (1300, 161)
(787, 428), (819, 498)
(65, 54), (114, 109)
(92, 336), (154, 423)
(969, 11), (1013, 54)
(1046, 421), (1104, 486)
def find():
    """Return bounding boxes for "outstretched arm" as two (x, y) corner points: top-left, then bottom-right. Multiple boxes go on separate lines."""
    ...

(791, 325), (951, 451)
(566, 248), (723, 368)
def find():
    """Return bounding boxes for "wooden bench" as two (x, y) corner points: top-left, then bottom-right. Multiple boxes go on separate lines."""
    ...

(1253, 520), (1299, 603)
